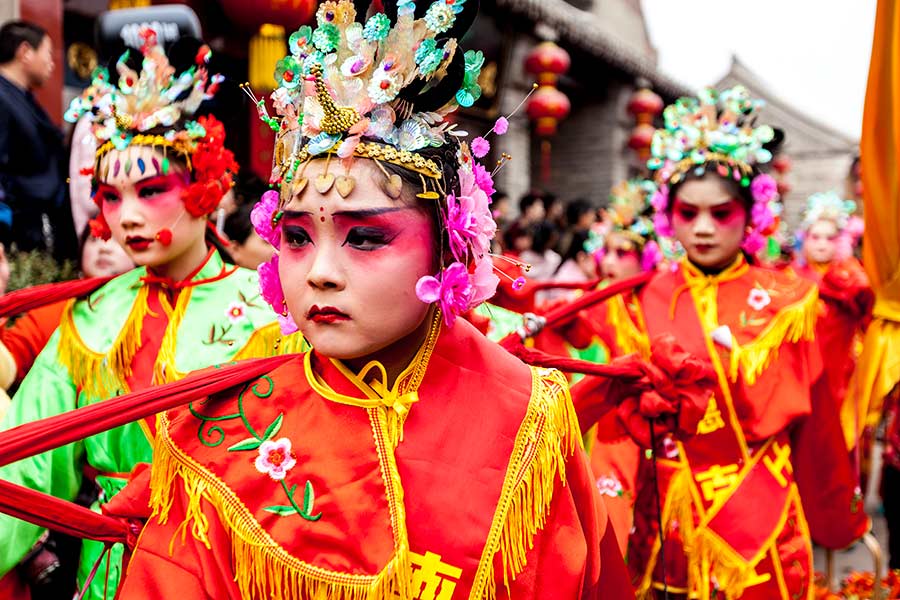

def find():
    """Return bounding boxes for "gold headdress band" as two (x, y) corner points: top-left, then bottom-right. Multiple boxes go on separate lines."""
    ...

(665, 151), (753, 186)
(295, 141), (441, 179)
(95, 135), (194, 165)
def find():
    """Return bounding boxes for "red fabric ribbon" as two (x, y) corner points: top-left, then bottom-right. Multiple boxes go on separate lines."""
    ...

(0, 277), (112, 320)
(0, 355), (296, 547)
(498, 271), (654, 350)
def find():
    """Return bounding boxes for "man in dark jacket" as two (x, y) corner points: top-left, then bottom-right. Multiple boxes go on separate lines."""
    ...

(0, 20), (75, 257)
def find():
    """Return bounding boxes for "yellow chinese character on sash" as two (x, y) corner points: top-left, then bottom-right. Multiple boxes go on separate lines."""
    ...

(695, 463), (739, 504)
(763, 442), (792, 487)
(696, 395), (725, 435)
(407, 551), (462, 600)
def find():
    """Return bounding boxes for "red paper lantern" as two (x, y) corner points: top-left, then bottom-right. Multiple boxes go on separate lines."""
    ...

(776, 179), (792, 195)
(526, 86), (571, 136)
(627, 88), (663, 125)
(524, 41), (571, 84)
(218, 0), (317, 32)
(627, 122), (655, 159)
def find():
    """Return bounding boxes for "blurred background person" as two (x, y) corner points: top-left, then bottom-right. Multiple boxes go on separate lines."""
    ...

(0, 21), (76, 258)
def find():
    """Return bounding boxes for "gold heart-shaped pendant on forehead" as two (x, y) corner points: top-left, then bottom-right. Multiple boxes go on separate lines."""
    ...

(335, 175), (356, 198)
(384, 174), (403, 199)
(314, 173), (335, 194)
(291, 177), (308, 198)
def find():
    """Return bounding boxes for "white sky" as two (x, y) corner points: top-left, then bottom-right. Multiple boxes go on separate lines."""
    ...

(640, 0), (877, 140)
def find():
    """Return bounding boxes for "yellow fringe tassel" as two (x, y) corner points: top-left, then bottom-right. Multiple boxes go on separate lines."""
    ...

(474, 368), (582, 599)
(150, 418), (412, 600)
(729, 286), (818, 385)
(58, 286), (150, 399)
(606, 295), (650, 357)
(635, 466), (696, 600)
(153, 288), (192, 386)
(233, 323), (310, 361)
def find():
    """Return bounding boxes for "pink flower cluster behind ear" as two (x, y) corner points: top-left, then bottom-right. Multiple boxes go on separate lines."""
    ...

(742, 173), (778, 254)
(253, 195), (299, 335)
(416, 156), (500, 326)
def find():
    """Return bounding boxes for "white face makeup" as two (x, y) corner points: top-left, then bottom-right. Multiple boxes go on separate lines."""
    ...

(804, 219), (839, 264)
(95, 145), (209, 278)
(278, 158), (437, 360)
(671, 176), (749, 271)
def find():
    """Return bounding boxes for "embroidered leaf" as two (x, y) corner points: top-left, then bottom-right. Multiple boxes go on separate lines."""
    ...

(302, 480), (323, 521)
(238, 290), (248, 304)
(227, 437), (262, 452)
(263, 414), (284, 441)
(263, 504), (297, 516)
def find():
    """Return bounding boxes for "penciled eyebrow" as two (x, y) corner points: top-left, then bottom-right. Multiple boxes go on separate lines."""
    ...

(281, 207), (410, 220)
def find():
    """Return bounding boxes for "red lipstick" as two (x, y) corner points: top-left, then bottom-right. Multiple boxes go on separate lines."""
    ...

(125, 236), (153, 251)
(306, 305), (350, 324)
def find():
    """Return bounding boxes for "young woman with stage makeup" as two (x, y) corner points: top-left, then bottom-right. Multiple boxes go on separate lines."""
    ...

(112, 3), (632, 598)
(583, 88), (869, 599)
(0, 35), (299, 600)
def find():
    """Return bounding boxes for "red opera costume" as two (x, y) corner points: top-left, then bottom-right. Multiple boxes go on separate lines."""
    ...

(567, 87), (871, 599)
(114, 317), (631, 599)
(620, 256), (867, 599)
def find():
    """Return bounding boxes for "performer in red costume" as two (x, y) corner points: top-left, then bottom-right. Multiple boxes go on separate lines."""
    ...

(791, 192), (872, 417)
(112, 2), (633, 598)
(588, 87), (869, 599)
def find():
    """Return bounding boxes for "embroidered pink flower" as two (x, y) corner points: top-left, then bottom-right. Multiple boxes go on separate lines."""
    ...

(471, 136), (490, 158)
(493, 116), (509, 135)
(225, 301), (248, 324)
(596, 475), (623, 498)
(747, 288), (771, 312)
(254, 437), (297, 481)
(416, 262), (475, 325)
(251, 190), (281, 247)
(750, 173), (777, 203)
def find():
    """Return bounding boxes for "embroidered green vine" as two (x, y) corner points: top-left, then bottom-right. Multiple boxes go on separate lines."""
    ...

(188, 375), (322, 521)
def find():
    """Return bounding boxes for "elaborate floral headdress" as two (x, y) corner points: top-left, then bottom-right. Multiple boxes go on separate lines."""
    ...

(252, 0), (519, 332)
(796, 191), (863, 260)
(586, 179), (663, 271)
(65, 29), (237, 239)
(648, 86), (779, 253)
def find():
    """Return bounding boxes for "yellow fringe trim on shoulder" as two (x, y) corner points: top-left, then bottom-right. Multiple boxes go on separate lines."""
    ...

(605, 294), (650, 358)
(58, 286), (150, 399)
(152, 288), (192, 386)
(233, 322), (309, 361)
(728, 286), (818, 385)
(471, 367), (582, 599)
(149, 416), (411, 600)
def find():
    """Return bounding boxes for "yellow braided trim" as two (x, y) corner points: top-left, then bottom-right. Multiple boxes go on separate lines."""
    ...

(149, 413), (410, 600)
(58, 286), (150, 399)
(233, 322), (310, 361)
(605, 294), (650, 358)
(152, 288), (192, 385)
(470, 367), (581, 599)
(728, 285), (818, 385)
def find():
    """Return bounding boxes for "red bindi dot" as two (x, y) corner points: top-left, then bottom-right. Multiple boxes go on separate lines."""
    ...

(319, 207), (324, 211)
(320, 216), (326, 222)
